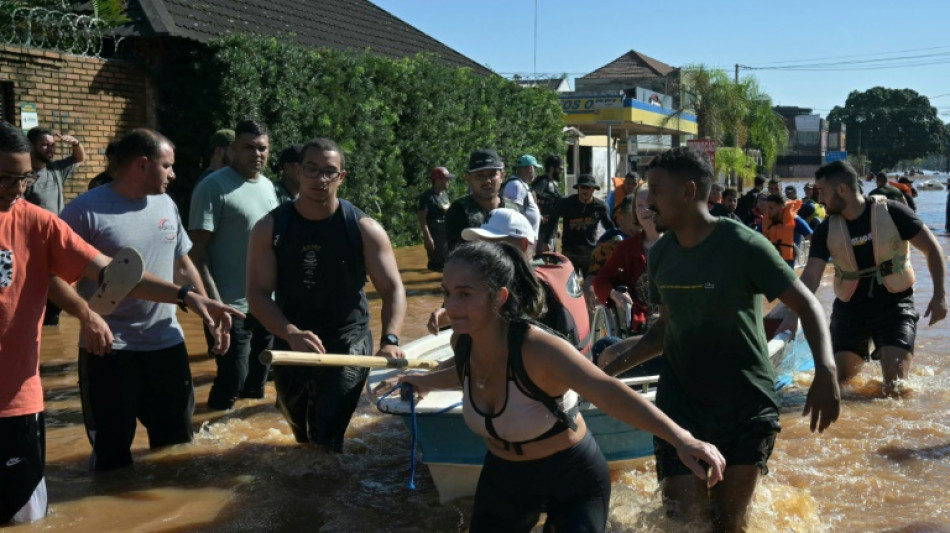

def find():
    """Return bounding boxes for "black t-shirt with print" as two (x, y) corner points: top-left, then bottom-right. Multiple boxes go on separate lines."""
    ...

(550, 195), (615, 256)
(809, 199), (923, 305)
(418, 189), (450, 226)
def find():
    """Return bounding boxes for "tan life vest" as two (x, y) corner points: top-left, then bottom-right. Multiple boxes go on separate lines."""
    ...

(826, 195), (915, 302)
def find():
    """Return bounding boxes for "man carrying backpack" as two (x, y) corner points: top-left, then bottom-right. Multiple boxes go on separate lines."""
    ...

(245, 137), (407, 452)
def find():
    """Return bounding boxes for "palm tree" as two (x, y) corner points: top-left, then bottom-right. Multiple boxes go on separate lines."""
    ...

(677, 64), (787, 174)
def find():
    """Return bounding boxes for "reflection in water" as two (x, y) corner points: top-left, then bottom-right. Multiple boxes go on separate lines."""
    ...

(16, 189), (950, 532)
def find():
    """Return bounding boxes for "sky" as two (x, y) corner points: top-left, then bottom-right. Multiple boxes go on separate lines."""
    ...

(372, 0), (950, 122)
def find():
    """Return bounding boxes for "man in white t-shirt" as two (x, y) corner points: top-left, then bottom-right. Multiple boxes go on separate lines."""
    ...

(502, 154), (542, 240)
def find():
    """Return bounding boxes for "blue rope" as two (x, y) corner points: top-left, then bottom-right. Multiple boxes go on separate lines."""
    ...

(405, 383), (418, 490)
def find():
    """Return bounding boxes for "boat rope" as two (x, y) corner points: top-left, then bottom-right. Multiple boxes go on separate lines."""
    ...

(404, 383), (418, 490)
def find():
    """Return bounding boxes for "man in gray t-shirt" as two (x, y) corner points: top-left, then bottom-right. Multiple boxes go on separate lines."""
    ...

(24, 127), (85, 215)
(25, 127), (86, 326)
(61, 128), (214, 471)
(189, 119), (280, 410)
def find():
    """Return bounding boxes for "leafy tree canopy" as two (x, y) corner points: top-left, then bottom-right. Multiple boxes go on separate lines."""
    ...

(828, 87), (944, 171)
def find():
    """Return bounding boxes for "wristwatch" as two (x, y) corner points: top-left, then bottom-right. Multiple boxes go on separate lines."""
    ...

(176, 284), (196, 312)
(381, 333), (400, 347)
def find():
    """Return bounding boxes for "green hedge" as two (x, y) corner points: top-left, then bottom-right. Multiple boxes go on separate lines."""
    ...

(159, 35), (565, 246)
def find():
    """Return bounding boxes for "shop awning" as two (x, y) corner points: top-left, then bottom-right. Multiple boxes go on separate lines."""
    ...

(559, 94), (698, 136)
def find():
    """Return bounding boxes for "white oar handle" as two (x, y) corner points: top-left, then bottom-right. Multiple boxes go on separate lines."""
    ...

(260, 350), (439, 370)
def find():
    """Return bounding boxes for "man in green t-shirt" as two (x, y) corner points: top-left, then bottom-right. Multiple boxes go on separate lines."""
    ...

(598, 147), (840, 532)
(868, 172), (907, 204)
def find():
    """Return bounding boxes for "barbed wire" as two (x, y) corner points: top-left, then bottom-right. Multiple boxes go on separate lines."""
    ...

(0, 1), (124, 58)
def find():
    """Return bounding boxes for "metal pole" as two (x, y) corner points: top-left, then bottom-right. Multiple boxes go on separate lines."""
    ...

(607, 123), (612, 188)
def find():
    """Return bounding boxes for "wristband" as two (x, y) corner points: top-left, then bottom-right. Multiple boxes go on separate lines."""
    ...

(177, 284), (196, 312)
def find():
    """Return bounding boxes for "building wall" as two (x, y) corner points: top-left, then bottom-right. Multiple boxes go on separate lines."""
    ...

(0, 44), (152, 201)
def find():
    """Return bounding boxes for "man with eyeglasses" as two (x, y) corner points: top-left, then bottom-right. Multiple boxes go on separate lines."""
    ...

(189, 120), (280, 411)
(246, 137), (407, 452)
(0, 121), (242, 524)
(445, 149), (519, 252)
(23, 127), (86, 325)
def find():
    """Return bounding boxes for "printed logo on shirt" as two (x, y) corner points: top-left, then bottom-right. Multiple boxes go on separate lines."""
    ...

(157, 218), (178, 242)
(5, 456), (23, 467)
(302, 244), (321, 289)
(851, 232), (872, 248)
(0, 250), (12, 288)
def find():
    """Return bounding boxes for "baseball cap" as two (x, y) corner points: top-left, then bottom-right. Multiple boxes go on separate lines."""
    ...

(209, 129), (235, 149)
(515, 154), (542, 169)
(279, 144), (304, 165)
(467, 149), (503, 172)
(461, 208), (536, 244)
(431, 166), (455, 180)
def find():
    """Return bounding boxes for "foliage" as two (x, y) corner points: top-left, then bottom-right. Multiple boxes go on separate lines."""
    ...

(827, 87), (944, 171)
(678, 65), (787, 171)
(714, 147), (756, 183)
(158, 35), (565, 246)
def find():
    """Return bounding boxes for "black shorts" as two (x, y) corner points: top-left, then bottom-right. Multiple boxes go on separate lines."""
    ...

(0, 412), (46, 524)
(272, 329), (372, 451)
(654, 410), (780, 482)
(80, 343), (195, 471)
(470, 431), (610, 533)
(831, 297), (919, 360)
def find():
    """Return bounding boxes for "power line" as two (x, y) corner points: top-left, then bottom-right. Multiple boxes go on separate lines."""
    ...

(751, 44), (950, 67)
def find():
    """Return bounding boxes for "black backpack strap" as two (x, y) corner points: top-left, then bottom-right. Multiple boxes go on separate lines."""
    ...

(454, 334), (472, 386)
(508, 321), (578, 434)
(270, 202), (296, 250)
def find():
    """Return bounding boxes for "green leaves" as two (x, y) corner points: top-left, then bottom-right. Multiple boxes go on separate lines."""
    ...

(160, 35), (564, 246)
(828, 87), (944, 171)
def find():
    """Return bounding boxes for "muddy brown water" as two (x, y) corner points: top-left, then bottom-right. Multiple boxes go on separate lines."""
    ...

(13, 189), (950, 532)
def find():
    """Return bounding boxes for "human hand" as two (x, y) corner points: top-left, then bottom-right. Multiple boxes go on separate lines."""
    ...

(56, 133), (80, 146)
(375, 344), (406, 360)
(424, 237), (435, 252)
(185, 293), (243, 353)
(802, 364), (840, 433)
(397, 372), (430, 397)
(285, 328), (325, 354)
(924, 293), (948, 326)
(767, 302), (799, 335)
(610, 288), (633, 308)
(81, 309), (114, 356)
(673, 434), (726, 487)
(427, 307), (448, 335)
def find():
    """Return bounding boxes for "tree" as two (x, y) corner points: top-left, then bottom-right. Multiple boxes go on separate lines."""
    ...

(827, 87), (944, 171)
(678, 65), (787, 172)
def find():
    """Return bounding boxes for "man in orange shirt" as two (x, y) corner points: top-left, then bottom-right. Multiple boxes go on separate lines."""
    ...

(0, 121), (242, 525)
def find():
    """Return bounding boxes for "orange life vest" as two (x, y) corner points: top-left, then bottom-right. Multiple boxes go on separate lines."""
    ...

(826, 196), (915, 302)
(534, 252), (592, 356)
(890, 181), (912, 196)
(762, 199), (802, 261)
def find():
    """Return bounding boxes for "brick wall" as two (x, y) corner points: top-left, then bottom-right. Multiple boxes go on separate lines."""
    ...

(0, 44), (152, 201)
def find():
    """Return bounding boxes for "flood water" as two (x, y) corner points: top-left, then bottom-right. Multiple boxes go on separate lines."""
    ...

(14, 185), (950, 532)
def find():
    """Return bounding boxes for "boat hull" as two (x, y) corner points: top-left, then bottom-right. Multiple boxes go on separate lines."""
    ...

(370, 323), (813, 503)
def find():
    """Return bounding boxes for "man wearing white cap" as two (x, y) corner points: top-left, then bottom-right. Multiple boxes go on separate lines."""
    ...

(501, 155), (542, 240)
(432, 208), (592, 356)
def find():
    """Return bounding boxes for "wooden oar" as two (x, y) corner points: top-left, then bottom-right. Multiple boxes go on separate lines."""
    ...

(260, 350), (440, 370)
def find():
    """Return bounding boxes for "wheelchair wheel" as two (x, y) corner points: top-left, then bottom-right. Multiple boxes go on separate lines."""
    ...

(590, 305), (619, 343)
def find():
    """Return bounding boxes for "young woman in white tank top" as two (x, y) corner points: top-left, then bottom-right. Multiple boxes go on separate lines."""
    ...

(399, 241), (725, 532)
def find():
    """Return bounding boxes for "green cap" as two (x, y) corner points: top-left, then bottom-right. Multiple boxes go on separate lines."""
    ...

(515, 154), (542, 169)
(209, 129), (235, 149)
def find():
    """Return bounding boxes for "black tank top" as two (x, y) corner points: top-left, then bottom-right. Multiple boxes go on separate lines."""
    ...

(273, 203), (370, 341)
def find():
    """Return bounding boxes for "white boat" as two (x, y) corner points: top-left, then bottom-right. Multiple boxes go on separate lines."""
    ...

(367, 318), (813, 503)
(918, 180), (944, 191)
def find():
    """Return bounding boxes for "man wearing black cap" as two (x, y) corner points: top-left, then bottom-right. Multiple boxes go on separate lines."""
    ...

(545, 174), (614, 274)
(444, 149), (518, 251)
(417, 166), (453, 272)
(275, 144), (302, 203)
